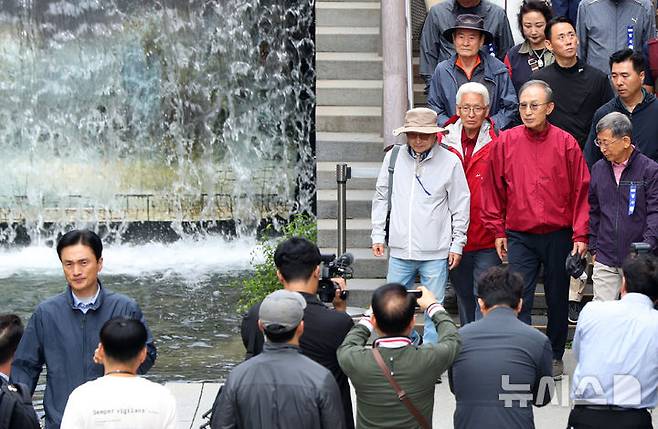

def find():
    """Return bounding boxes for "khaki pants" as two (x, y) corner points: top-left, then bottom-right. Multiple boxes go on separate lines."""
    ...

(592, 261), (623, 301)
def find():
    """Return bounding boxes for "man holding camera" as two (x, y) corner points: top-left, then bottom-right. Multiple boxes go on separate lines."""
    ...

(371, 107), (470, 344)
(337, 284), (460, 428)
(588, 112), (658, 301)
(240, 237), (354, 428)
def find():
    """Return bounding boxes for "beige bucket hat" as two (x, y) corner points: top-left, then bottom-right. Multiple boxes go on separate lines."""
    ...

(392, 108), (447, 136)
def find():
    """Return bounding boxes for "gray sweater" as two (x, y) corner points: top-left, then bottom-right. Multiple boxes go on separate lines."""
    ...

(577, 0), (656, 74)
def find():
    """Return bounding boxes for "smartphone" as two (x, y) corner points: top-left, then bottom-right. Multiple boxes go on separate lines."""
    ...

(407, 289), (422, 298)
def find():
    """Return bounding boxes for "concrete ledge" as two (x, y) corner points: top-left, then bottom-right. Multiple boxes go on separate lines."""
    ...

(317, 52), (383, 80)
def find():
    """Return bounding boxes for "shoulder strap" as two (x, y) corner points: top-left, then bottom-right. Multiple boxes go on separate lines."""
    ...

(0, 384), (17, 429)
(387, 145), (402, 210)
(371, 348), (430, 429)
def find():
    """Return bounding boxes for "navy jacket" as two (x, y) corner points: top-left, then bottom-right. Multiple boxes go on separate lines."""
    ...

(589, 150), (658, 267)
(584, 91), (658, 168)
(428, 53), (518, 130)
(10, 285), (157, 429)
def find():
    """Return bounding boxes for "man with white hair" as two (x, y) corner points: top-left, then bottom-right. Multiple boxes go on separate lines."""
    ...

(440, 82), (501, 325)
(482, 80), (591, 379)
(371, 107), (470, 344)
(588, 111), (658, 301)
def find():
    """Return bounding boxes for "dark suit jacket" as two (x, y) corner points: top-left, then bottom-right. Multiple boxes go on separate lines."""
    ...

(449, 307), (553, 429)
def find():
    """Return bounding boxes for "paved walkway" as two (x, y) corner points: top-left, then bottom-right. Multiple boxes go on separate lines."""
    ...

(166, 349), (658, 429)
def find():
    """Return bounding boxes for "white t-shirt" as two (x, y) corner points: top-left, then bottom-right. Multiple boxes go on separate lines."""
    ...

(61, 376), (177, 429)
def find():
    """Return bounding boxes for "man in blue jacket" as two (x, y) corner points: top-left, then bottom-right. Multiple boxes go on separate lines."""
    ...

(589, 112), (658, 301)
(584, 49), (658, 168)
(427, 14), (518, 130)
(10, 230), (157, 429)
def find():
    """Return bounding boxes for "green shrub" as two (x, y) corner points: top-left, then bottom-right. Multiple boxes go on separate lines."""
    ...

(237, 214), (317, 311)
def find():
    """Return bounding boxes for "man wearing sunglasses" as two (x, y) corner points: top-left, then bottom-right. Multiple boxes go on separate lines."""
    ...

(482, 79), (591, 380)
(588, 112), (658, 302)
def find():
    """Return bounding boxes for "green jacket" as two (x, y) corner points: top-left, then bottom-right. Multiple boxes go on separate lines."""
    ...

(337, 310), (461, 428)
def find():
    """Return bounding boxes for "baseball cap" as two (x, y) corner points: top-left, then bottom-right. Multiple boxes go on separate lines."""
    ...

(259, 290), (307, 334)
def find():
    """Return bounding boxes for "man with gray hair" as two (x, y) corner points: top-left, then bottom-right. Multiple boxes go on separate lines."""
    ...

(212, 290), (345, 428)
(588, 111), (658, 301)
(440, 82), (501, 325)
(482, 79), (591, 379)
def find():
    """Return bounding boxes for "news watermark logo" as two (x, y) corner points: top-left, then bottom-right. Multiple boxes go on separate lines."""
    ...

(498, 374), (643, 408)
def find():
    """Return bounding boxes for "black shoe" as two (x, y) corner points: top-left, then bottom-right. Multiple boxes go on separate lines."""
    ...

(568, 301), (582, 324)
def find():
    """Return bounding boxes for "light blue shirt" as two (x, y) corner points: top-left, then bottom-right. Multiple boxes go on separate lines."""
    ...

(572, 293), (658, 408)
(71, 284), (101, 314)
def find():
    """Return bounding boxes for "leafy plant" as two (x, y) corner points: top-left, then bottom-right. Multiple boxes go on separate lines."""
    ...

(237, 214), (317, 311)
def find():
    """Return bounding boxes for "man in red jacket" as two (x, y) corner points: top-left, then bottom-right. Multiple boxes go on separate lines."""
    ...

(440, 81), (502, 325)
(481, 79), (590, 379)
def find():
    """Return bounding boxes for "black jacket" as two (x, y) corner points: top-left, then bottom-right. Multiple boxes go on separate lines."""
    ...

(584, 91), (658, 168)
(211, 343), (346, 429)
(533, 59), (614, 147)
(241, 292), (354, 429)
(0, 377), (40, 429)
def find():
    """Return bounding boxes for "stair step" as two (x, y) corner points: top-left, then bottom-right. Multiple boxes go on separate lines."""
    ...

(318, 218), (371, 247)
(316, 131), (384, 164)
(317, 189), (373, 218)
(317, 160), (381, 189)
(316, 105), (382, 133)
(317, 2), (381, 28)
(317, 52), (383, 80)
(316, 27), (380, 52)
(316, 80), (383, 107)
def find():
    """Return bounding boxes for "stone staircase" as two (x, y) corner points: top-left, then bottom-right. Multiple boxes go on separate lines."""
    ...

(315, 0), (590, 337)
(315, 0), (386, 295)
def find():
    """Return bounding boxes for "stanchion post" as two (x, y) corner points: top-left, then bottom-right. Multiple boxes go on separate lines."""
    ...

(336, 163), (351, 255)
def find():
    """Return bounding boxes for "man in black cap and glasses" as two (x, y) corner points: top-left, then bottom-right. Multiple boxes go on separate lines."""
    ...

(428, 14), (518, 130)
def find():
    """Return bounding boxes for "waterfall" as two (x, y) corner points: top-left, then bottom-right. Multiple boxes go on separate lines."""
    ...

(0, 0), (316, 244)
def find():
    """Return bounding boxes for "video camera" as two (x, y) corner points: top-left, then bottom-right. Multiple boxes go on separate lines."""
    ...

(318, 253), (354, 303)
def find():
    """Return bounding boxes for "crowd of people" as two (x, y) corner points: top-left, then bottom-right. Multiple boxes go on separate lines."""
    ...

(1, 0), (658, 428)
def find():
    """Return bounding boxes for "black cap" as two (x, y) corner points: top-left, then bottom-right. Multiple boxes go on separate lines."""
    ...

(565, 253), (587, 279)
(442, 14), (494, 45)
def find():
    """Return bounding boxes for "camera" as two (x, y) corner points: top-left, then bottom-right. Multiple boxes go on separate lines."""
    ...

(318, 253), (354, 303)
(630, 242), (651, 255)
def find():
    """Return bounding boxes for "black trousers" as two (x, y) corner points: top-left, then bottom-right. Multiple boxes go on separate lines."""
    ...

(507, 229), (571, 360)
(567, 406), (653, 429)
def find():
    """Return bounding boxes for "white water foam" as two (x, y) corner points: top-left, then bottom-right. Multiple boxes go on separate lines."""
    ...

(0, 237), (260, 280)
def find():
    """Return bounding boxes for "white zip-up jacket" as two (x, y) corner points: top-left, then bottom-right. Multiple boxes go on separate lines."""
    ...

(371, 143), (470, 260)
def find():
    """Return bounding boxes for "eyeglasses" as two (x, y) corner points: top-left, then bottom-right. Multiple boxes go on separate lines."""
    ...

(594, 137), (621, 149)
(458, 105), (486, 114)
(554, 31), (577, 42)
(518, 102), (550, 112)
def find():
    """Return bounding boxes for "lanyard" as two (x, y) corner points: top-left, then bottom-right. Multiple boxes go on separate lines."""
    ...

(628, 182), (637, 215)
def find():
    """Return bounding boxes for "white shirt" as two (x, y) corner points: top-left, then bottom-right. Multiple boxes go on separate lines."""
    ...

(61, 375), (177, 429)
(572, 293), (658, 408)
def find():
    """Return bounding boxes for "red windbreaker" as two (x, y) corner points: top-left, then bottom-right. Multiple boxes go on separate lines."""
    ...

(440, 116), (497, 252)
(481, 123), (590, 242)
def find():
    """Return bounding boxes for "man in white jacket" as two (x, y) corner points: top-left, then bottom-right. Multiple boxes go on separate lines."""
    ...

(372, 107), (470, 343)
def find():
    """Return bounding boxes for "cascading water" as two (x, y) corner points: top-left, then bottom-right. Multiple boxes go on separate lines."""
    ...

(0, 0), (315, 244)
(0, 0), (316, 381)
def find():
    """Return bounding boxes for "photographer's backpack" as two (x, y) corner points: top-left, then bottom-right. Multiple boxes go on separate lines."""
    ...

(0, 382), (39, 429)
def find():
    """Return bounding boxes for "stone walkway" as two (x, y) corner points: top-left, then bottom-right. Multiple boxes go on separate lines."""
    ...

(166, 349), (657, 429)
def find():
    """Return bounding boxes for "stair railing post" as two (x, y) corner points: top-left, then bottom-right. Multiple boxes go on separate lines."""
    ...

(336, 163), (351, 256)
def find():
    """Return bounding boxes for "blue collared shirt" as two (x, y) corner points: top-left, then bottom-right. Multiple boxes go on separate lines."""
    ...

(572, 293), (658, 408)
(71, 284), (101, 314)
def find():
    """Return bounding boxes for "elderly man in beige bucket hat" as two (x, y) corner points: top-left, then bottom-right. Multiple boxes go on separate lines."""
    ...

(371, 107), (470, 344)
